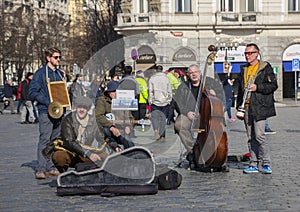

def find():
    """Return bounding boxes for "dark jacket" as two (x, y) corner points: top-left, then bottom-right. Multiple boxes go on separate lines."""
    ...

(174, 77), (225, 116)
(236, 60), (278, 121)
(21, 78), (31, 101)
(223, 77), (234, 102)
(61, 112), (104, 158)
(4, 83), (14, 98)
(29, 64), (65, 113)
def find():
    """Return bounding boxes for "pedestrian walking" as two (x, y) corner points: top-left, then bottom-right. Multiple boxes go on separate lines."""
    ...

(20, 72), (35, 124)
(148, 66), (172, 141)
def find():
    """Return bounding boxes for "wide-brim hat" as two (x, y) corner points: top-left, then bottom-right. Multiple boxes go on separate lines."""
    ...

(105, 80), (119, 93)
(74, 96), (93, 110)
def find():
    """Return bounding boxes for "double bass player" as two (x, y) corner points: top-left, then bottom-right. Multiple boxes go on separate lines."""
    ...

(174, 64), (225, 167)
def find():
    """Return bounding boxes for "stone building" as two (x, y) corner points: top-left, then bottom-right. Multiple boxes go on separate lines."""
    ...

(115, 0), (300, 101)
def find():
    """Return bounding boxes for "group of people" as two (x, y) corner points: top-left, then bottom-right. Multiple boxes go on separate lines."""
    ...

(11, 42), (277, 180)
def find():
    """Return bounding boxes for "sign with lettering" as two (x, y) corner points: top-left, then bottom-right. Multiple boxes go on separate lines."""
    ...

(173, 47), (196, 61)
(136, 45), (156, 64)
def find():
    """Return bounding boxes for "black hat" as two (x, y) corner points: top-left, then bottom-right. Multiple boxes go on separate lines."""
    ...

(26, 72), (34, 78)
(74, 96), (93, 110)
(105, 80), (119, 93)
(76, 73), (82, 78)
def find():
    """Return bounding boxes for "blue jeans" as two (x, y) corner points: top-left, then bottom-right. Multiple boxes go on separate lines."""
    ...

(37, 113), (62, 172)
(226, 98), (233, 119)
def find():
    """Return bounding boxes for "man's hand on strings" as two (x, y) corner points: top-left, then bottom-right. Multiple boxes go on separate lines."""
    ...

(187, 111), (199, 120)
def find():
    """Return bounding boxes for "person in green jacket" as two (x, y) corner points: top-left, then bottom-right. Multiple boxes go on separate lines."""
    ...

(135, 70), (148, 120)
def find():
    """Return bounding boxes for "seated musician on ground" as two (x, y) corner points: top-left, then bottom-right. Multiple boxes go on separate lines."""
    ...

(95, 80), (135, 150)
(174, 64), (224, 163)
(44, 96), (117, 173)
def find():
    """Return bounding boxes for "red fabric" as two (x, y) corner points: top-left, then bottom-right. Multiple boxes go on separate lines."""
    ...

(146, 104), (152, 112)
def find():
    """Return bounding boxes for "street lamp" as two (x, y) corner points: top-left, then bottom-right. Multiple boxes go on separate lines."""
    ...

(217, 42), (239, 73)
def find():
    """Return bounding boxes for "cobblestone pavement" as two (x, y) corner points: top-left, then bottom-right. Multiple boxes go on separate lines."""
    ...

(0, 101), (300, 211)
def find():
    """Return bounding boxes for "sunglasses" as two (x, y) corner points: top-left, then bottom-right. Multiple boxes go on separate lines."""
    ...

(244, 51), (258, 56)
(52, 56), (62, 60)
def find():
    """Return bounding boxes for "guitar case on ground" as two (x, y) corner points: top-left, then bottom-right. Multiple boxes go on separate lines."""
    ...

(57, 146), (158, 196)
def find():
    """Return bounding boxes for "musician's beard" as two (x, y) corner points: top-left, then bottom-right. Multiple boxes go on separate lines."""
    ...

(191, 78), (200, 86)
(76, 109), (88, 120)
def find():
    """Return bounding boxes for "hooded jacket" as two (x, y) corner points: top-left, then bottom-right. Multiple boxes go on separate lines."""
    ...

(237, 60), (278, 121)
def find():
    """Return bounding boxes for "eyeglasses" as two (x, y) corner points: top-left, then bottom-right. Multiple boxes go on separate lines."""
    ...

(52, 56), (62, 60)
(244, 51), (258, 56)
(188, 71), (200, 75)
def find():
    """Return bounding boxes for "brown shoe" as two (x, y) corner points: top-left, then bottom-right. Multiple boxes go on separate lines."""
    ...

(154, 130), (160, 140)
(46, 169), (60, 177)
(35, 170), (46, 179)
(159, 136), (165, 142)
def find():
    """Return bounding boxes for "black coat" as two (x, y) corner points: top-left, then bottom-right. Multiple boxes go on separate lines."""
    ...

(174, 77), (225, 116)
(236, 60), (278, 121)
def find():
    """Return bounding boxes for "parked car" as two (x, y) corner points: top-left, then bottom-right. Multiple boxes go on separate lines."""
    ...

(0, 85), (18, 102)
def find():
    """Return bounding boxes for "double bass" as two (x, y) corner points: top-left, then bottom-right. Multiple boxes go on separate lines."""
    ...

(191, 45), (228, 171)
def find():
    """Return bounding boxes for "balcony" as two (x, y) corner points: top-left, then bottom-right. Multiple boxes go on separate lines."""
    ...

(216, 12), (262, 26)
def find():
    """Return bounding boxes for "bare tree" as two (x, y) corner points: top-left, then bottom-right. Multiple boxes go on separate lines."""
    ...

(68, 0), (123, 78)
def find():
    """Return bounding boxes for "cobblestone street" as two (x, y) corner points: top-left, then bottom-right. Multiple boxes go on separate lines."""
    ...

(0, 101), (299, 211)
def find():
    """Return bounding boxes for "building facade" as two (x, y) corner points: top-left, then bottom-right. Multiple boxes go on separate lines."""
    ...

(115, 0), (300, 101)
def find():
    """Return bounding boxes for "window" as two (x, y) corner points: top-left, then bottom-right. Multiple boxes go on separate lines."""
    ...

(289, 0), (300, 12)
(175, 0), (191, 13)
(139, 0), (146, 13)
(220, 0), (255, 12)
(240, 0), (254, 12)
(220, 0), (234, 12)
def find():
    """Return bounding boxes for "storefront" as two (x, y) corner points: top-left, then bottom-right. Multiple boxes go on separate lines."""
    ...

(282, 44), (300, 99)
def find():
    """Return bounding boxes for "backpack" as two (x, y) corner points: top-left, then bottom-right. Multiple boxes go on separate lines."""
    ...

(153, 164), (182, 190)
(17, 79), (29, 100)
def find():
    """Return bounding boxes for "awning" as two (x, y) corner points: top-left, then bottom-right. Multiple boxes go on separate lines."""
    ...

(134, 63), (155, 71)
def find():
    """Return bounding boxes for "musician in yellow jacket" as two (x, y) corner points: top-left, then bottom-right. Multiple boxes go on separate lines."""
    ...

(236, 43), (278, 174)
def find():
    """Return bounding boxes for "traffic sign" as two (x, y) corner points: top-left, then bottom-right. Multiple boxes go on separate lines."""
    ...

(292, 58), (299, 71)
(131, 48), (138, 61)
